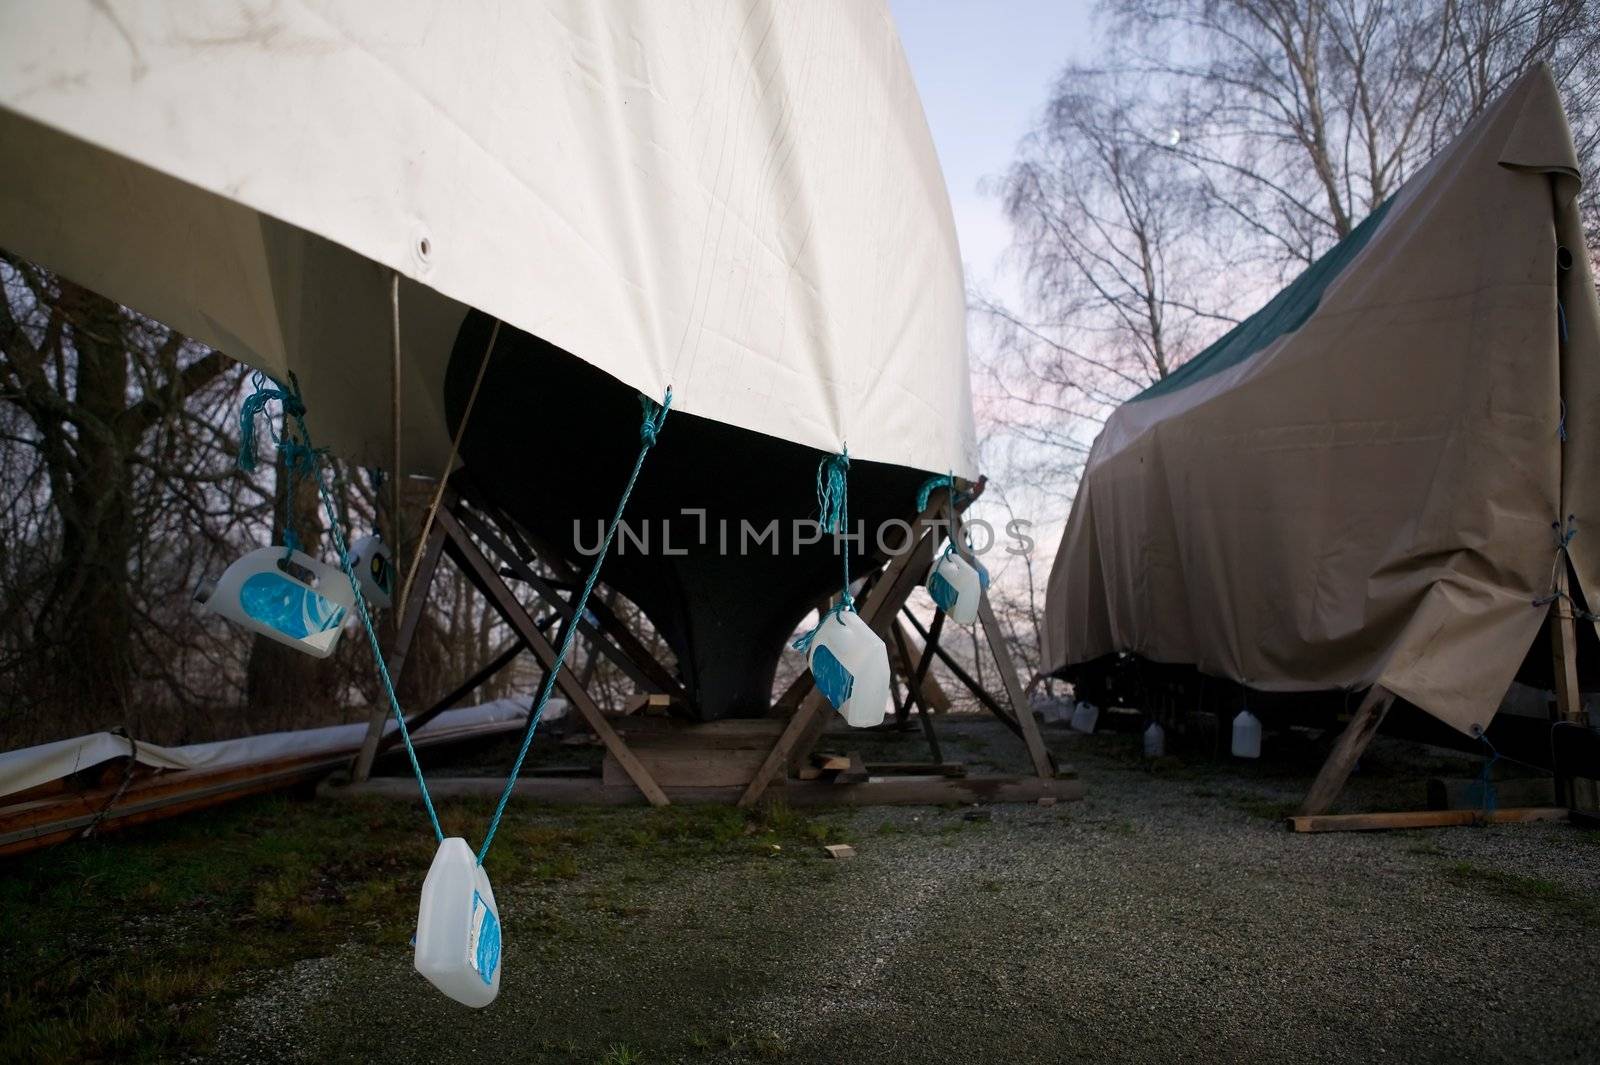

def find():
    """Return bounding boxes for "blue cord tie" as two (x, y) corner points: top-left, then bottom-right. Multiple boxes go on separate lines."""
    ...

(792, 448), (855, 651)
(1471, 727), (1500, 814)
(239, 371), (324, 557)
(476, 387), (672, 864)
(238, 373), (445, 843)
(915, 473), (953, 514)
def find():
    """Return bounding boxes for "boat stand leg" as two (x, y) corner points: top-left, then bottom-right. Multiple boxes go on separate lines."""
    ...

(892, 615), (945, 764)
(1298, 684), (1396, 816)
(1549, 566), (1598, 812)
(740, 496), (956, 807)
(976, 592), (1055, 779)
(352, 522), (446, 782)
(435, 506), (670, 807)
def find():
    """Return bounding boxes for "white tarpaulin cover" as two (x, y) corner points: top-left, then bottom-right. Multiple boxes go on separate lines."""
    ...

(0, 700), (543, 800)
(0, 1), (976, 477)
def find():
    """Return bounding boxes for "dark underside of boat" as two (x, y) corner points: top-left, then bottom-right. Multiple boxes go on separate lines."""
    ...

(446, 311), (934, 721)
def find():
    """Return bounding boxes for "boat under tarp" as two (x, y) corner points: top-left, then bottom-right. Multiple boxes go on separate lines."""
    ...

(0, 1), (977, 719)
(1042, 65), (1600, 738)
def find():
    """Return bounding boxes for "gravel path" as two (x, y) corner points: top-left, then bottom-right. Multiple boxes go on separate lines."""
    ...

(213, 721), (1600, 1064)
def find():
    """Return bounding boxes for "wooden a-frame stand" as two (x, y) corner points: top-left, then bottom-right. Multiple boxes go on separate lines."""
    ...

(343, 478), (1080, 809)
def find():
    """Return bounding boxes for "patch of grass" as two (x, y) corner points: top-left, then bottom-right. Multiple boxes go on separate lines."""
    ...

(1443, 860), (1597, 921)
(0, 793), (438, 1064)
(597, 1043), (644, 1065)
(751, 1031), (788, 1059)
(0, 788), (863, 1063)
(1229, 794), (1298, 822)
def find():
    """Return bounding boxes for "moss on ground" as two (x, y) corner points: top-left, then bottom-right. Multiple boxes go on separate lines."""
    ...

(0, 792), (854, 1063)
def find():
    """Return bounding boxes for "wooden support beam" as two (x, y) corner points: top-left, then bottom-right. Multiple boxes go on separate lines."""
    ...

(739, 505), (948, 807)
(894, 617), (952, 713)
(1548, 564), (1598, 812)
(352, 520), (446, 782)
(1298, 684), (1397, 816)
(891, 616), (944, 764)
(453, 504), (684, 700)
(435, 507), (670, 807)
(375, 637), (524, 756)
(901, 608), (1026, 742)
(976, 592), (1054, 779)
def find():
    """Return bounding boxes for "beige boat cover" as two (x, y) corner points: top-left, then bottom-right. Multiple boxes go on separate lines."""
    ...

(1043, 65), (1600, 736)
(0, 1), (976, 478)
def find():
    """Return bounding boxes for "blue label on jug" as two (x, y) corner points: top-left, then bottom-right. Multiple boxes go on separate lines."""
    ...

(929, 569), (959, 612)
(813, 645), (856, 711)
(469, 890), (501, 985)
(240, 571), (346, 640)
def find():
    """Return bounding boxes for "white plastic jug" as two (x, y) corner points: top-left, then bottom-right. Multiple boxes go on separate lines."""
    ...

(1143, 720), (1166, 758)
(926, 551), (983, 625)
(1070, 700), (1100, 734)
(348, 534), (395, 610)
(807, 610), (891, 728)
(415, 837), (501, 1008)
(194, 546), (353, 658)
(1231, 709), (1262, 759)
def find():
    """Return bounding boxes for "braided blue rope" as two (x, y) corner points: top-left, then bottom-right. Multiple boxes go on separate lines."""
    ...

(915, 473), (953, 515)
(240, 373), (445, 843)
(793, 449), (854, 652)
(239, 371), (320, 556)
(476, 389), (672, 864)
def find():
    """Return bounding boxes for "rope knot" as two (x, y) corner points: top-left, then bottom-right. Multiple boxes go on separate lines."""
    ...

(638, 387), (673, 447)
(816, 449), (850, 534)
(792, 599), (851, 652)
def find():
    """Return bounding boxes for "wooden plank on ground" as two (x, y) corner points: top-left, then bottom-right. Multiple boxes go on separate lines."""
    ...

(1288, 806), (1570, 834)
(339, 772), (1087, 807)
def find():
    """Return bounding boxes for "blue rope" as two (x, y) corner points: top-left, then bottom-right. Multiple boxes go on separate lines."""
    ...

(1471, 727), (1500, 814)
(476, 388), (672, 864)
(915, 473), (953, 514)
(793, 449), (854, 652)
(240, 372), (320, 556)
(239, 373), (445, 843)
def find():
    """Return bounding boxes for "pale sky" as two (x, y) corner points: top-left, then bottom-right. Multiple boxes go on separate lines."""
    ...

(888, 2), (1100, 582)
(890, 0), (1097, 293)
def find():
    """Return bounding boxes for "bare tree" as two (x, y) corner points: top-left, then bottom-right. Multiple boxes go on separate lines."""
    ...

(977, 0), (1600, 683)
(0, 257), (238, 736)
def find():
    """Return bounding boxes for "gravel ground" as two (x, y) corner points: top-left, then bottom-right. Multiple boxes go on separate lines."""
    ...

(212, 720), (1600, 1064)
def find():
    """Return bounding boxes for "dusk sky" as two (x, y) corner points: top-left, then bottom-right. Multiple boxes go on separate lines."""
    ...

(890, 1), (1097, 295)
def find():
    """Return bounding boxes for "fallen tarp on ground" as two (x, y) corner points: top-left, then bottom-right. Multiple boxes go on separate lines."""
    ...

(0, 700), (548, 800)
(1043, 64), (1600, 736)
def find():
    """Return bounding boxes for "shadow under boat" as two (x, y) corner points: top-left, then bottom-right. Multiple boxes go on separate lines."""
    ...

(445, 312), (938, 722)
